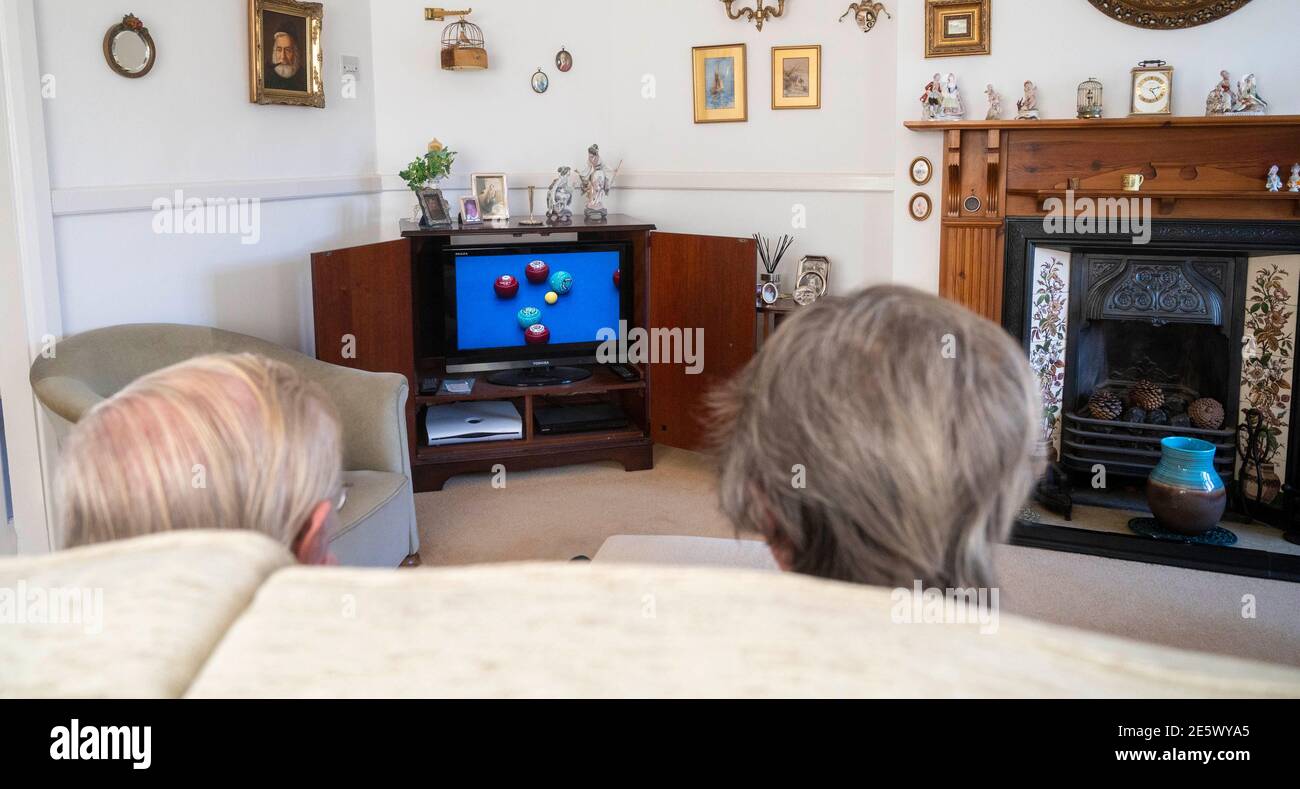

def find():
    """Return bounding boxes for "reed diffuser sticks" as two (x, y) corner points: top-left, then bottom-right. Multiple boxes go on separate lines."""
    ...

(754, 233), (794, 275)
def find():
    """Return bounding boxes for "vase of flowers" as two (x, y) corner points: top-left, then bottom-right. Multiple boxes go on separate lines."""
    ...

(400, 139), (457, 227)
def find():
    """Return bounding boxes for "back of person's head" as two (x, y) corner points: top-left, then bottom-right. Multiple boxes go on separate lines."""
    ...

(713, 285), (1041, 589)
(58, 352), (342, 563)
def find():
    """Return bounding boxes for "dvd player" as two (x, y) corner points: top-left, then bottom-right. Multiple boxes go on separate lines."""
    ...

(534, 402), (629, 435)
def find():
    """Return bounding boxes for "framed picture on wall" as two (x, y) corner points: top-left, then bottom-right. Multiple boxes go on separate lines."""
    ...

(925, 0), (991, 58)
(471, 173), (510, 220)
(249, 0), (325, 107)
(692, 43), (748, 123)
(771, 46), (821, 110)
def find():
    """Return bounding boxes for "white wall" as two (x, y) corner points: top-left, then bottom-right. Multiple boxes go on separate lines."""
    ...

(891, 0), (1300, 293)
(36, 0), (383, 352)
(370, 0), (898, 294)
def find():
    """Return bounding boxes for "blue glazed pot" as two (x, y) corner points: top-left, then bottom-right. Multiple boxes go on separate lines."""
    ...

(1146, 437), (1226, 535)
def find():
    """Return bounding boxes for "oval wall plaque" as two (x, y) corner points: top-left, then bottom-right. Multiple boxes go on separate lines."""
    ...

(1087, 0), (1253, 29)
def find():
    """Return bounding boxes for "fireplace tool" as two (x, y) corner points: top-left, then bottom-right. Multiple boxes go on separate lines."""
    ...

(1233, 408), (1277, 522)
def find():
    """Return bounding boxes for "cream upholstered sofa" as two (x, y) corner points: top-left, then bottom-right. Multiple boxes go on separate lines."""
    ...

(27, 323), (417, 567)
(3, 531), (1299, 698)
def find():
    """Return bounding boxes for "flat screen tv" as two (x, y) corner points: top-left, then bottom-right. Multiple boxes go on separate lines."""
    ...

(441, 241), (633, 386)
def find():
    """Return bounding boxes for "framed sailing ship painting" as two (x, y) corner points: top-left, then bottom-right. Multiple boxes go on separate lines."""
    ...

(692, 44), (747, 124)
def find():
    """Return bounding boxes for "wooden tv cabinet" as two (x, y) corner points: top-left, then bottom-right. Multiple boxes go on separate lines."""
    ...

(310, 216), (755, 492)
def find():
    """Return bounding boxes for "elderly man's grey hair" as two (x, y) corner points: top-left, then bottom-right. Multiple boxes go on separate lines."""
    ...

(712, 285), (1041, 589)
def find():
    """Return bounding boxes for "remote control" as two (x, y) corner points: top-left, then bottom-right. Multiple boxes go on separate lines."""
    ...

(608, 364), (639, 382)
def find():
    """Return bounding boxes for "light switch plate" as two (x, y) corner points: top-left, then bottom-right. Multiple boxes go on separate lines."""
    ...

(341, 55), (360, 76)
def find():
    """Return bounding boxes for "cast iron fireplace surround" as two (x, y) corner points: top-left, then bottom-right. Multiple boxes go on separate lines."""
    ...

(1002, 218), (1300, 582)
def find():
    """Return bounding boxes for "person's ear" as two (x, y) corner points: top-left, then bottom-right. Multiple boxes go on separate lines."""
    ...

(749, 484), (795, 572)
(292, 500), (337, 565)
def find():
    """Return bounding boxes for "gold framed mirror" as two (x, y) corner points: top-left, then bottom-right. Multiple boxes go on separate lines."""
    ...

(103, 14), (156, 79)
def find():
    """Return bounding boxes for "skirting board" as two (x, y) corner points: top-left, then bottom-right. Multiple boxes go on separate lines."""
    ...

(50, 171), (895, 217)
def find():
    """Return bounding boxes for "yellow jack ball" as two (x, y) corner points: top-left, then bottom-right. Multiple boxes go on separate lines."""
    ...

(545, 291), (558, 305)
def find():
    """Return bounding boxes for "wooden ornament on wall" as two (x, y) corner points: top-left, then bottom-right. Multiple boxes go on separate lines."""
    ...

(1087, 0), (1254, 29)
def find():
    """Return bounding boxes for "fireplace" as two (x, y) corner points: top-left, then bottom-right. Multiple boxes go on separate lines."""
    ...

(1004, 219), (1300, 580)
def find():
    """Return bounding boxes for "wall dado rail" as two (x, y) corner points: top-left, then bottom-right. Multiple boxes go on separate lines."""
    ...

(904, 115), (1300, 322)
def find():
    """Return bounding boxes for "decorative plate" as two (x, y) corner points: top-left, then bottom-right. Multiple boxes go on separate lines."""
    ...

(1087, 0), (1254, 29)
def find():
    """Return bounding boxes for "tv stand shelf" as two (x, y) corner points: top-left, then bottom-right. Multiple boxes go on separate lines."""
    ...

(417, 363), (646, 405)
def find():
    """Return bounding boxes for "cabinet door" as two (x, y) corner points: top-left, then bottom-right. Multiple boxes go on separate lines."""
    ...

(647, 232), (756, 451)
(310, 239), (416, 386)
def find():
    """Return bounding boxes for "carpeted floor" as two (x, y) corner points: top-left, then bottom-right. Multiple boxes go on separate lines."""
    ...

(416, 446), (755, 566)
(416, 446), (1300, 667)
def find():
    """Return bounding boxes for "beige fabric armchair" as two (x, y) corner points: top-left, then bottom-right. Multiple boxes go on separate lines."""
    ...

(28, 323), (417, 567)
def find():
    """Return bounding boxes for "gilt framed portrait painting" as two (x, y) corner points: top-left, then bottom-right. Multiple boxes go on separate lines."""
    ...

(249, 0), (324, 107)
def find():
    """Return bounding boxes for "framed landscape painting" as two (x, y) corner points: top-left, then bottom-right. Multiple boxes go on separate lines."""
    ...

(772, 45), (821, 110)
(925, 0), (991, 58)
(692, 44), (747, 124)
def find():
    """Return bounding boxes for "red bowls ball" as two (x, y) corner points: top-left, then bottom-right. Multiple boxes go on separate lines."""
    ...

(524, 324), (550, 344)
(525, 260), (550, 284)
(613, 269), (620, 288)
(494, 274), (519, 299)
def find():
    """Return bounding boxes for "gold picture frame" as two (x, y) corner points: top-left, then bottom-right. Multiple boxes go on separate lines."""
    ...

(771, 45), (821, 110)
(925, 0), (990, 58)
(249, 0), (324, 108)
(693, 44), (747, 124)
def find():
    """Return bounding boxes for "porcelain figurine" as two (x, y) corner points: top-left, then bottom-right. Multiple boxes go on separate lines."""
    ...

(546, 166), (576, 224)
(919, 73), (942, 120)
(985, 84), (1002, 120)
(1266, 165), (1283, 192)
(577, 144), (619, 221)
(1205, 70), (1235, 116)
(939, 73), (964, 119)
(1016, 80), (1040, 120)
(1289, 164), (1300, 193)
(1233, 73), (1268, 115)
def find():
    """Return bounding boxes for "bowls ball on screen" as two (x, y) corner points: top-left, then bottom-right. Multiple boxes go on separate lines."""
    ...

(524, 324), (551, 344)
(548, 271), (574, 295)
(545, 291), (558, 305)
(494, 274), (519, 299)
(525, 260), (550, 284)
(516, 306), (542, 329)
(613, 270), (620, 288)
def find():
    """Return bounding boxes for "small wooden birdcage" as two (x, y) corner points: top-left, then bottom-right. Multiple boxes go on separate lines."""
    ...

(429, 8), (488, 71)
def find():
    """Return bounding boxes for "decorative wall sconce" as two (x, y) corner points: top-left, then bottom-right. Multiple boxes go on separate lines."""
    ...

(839, 2), (891, 33)
(426, 8), (487, 70)
(720, 0), (786, 32)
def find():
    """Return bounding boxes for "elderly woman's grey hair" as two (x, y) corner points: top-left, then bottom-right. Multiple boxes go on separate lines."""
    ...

(711, 284), (1042, 589)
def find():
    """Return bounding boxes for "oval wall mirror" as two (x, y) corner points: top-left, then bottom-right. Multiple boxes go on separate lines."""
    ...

(103, 14), (155, 78)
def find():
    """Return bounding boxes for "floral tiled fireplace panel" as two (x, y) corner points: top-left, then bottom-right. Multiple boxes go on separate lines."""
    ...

(1017, 228), (1300, 516)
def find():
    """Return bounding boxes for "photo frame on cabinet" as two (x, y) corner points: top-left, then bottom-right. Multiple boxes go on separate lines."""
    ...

(471, 173), (510, 220)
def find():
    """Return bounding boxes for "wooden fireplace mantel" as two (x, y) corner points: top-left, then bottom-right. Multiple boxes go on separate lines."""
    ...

(905, 115), (1300, 322)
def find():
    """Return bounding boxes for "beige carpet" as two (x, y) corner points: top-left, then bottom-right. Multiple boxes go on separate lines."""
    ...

(416, 447), (756, 566)
(416, 446), (1300, 667)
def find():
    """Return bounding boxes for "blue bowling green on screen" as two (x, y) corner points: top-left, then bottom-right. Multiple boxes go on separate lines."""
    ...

(454, 251), (621, 350)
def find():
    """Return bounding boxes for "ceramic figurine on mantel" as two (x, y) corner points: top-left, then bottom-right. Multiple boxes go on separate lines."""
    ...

(1266, 165), (1283, 192)
(1016, 80), (1040, 120)
(919, 73), (942, 120)
(578, 144), (620, 221)
(546, 166), (576, 224)
(1289, 164), (1300, 193)
(940, 73), (964, 119)
(1205, 70), (1235, 115)
(985, 84), (1002, 120)
(1234, 73), (1268, 115)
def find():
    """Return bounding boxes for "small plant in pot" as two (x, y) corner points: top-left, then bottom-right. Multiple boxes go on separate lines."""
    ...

(400, 139), (457, 227)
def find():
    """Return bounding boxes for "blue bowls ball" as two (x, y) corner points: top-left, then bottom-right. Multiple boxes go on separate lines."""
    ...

(548, 271), (574, 295)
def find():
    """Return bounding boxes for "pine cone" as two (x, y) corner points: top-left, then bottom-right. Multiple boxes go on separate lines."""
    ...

(1189, 397), (1225, 430)
(1129, 379), (1165, 410)
(1087, 390), (1123, 420)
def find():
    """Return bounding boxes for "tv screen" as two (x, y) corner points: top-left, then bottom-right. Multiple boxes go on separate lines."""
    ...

(442, 242), (631, 373)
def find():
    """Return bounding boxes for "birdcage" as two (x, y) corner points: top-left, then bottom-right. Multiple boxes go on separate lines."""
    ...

(440, 15), (488, 71)
(1077, 77), (1103, 119)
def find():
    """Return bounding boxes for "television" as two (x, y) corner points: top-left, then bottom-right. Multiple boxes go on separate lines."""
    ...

(441, 241), (633, 386)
